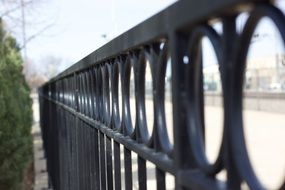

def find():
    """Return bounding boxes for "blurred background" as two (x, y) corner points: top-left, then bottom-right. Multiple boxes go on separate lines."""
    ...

(1, 0), (285, 189)
(0, 0), (176, 90)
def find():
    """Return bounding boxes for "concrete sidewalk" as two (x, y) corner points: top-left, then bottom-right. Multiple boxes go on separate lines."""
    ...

(31, 94), (49, 190)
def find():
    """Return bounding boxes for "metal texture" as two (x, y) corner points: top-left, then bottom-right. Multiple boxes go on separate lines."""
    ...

(38, 0), (285, 189)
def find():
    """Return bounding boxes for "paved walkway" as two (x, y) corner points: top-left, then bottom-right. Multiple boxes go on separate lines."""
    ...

(31, 94), (49, 190)
(30, 95), (285, 189)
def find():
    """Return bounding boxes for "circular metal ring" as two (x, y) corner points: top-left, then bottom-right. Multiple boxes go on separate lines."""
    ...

(186, 25), (224, 175)
(90, 67), (98, 120)
(154, 42), (173, 155)
(97, 65), (104, 122)
(231, 4), (285, 189)
(112, 58), (122, 129)
(93, 66), (100, 121)
(107, 62), (114, 127)
(123, 54), (136, 136)
(101, 64), (111, 125)
(136, 49), (153, 143)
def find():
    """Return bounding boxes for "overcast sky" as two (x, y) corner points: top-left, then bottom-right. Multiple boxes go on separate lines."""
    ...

(4, 0), (285, 72)
(23, 0), (175, 69)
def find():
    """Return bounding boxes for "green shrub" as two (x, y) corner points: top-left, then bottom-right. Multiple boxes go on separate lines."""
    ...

(0, 19), (33, 190)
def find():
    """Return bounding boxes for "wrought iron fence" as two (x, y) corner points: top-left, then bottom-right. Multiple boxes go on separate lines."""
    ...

(38, 0), (285, 189)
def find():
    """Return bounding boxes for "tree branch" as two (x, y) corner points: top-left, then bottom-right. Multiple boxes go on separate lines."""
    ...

(0, 0), (34, 18)
(19, 23), (53, 49)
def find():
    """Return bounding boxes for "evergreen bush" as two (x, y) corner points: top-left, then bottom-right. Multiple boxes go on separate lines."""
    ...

(0, 19), (33, 190)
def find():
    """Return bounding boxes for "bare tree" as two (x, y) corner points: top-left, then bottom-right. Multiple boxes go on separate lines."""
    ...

(23, 55), (64, 90)
(0, 0), (55, 58)
(41, 55), (63, 79)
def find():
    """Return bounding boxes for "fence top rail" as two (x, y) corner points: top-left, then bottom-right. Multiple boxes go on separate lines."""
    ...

(43, 0), (262, 86)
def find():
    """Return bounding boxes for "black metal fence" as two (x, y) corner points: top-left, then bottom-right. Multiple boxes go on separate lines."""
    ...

(38, 0), (285, 189)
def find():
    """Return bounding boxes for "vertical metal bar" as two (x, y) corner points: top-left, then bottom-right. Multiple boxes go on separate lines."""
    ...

(94, 128), (101, 190)
(138, 156), (146, 190)
(69, 113), (74, 190)
(89, 127), (95, 190)
(62, 109), (68, 190)
(86, 125), (91, 189)
(69, 113), (73, 190)
(170, 32), (192, 190)
(82, 121), (86, 189)
(74, 115), (78, 190)
(59, 106), (64, 190)
(67, 113), (70, 190)
(88, 125), (92, 189)
(79, 126), (83, 190)
(100, 132), (107, 189)
(56, 101), (61, 190)
(75, 108), (80, 190)
(106, 136), (114, 190)
(156, 168), (166, 190)
(114, 141), (121, 190)
(78, 120), (83, 189)
(65, 110), (69, 190)
(124, 148), (132, 190)
(222, 15), (241, 189)
(87, 126), (93, 190)
(83, 123), (88, 189)
(84, 123), (88, 189)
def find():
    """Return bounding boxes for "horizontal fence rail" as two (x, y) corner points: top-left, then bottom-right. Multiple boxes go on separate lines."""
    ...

(39, 0), (285, 189)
